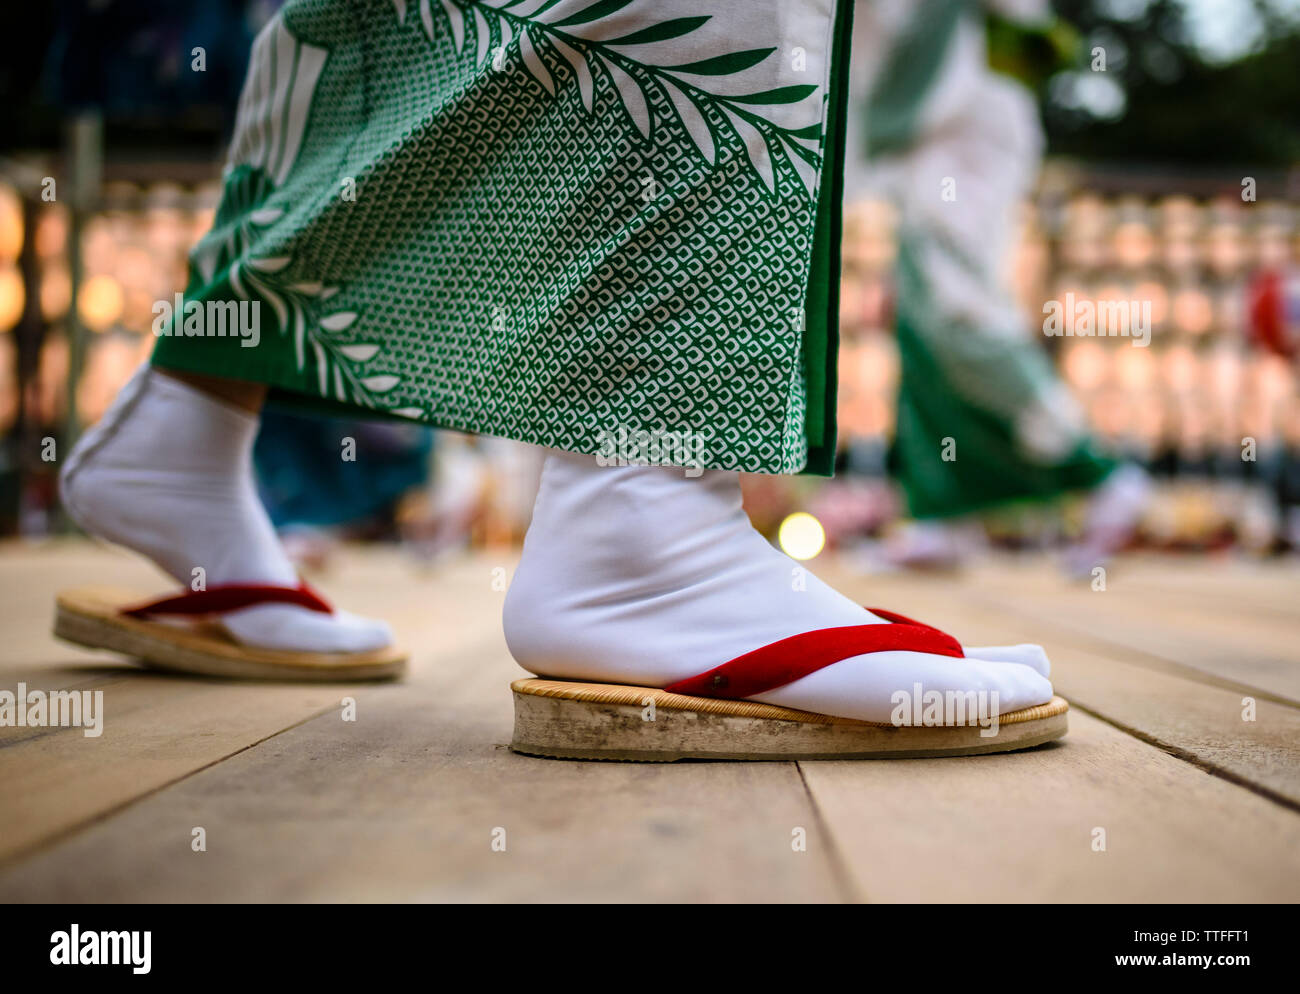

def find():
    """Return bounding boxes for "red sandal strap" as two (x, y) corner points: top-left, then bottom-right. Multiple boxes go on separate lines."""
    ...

(120, 582), (333, 618)
(862, 606), (944, 631)
(663, 606), (962, 700)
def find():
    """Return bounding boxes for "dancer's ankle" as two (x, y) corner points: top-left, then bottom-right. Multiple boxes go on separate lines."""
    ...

(153, 367), (267, 415)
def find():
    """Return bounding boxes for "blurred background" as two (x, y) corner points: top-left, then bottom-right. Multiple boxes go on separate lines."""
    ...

(1, 0), (1298, 571)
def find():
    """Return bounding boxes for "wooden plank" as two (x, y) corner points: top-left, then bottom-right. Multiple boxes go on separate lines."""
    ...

(932, 557), (1300, 702)
(0, 635), (846, 902)
(1004, 596), (1300, 703)
(0, 676), (364, 866)
(0, 670), (133, 748)
(820, 563), (1300, 807)
(800, 709), (1300, 902)
(0, 544), (842, 902)
(0, 541), (163, 677)
(0, 542), (443, 869)
(927, 552), (1283, 607)
(971, 554), (1300, 618)
(4, 543), (1295, 902)
(1099, 556), (1300, 620)
(0, 539), (494, 671)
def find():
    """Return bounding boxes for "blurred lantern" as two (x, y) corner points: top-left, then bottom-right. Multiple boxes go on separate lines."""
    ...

(78, 274), (124, 331)
(1095, 284), (1128, 335)
(1207, 347), (1243, 401)
(1256, 227), (1290, 268)
(1206, 223), (1246, 275)
(1065, 193), (1107, 240)
(1090, 385), (1130, 442)
(81, 216), (116, 275)
(0, 266), (24, 331)
(1159, 196), (1200, 236)
(1212, 284), (1244, 336)
(1062, 237), (1104, 270)
(1063, 339), (1108, 391)
(118, 247), (154, 291)
(34, 208), (68, 259)
(1116, 343), (1154, 390)
(1171, 286), (1214, 335)
(40, 266), (71, 321)
(1164, 344), (1198, 392)
(1134, 280), (1169, 326)
(1113, 220), (1155, 269)
(1163, 236), (1199, 272)
(0, 186), (22, 264)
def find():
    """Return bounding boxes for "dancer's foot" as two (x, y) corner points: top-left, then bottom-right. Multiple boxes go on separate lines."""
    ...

(883, 518), (985, 571)
(504, 451), (1053, 724)
(1064, 463), (1152, 578)
(59, 365), (393, 653)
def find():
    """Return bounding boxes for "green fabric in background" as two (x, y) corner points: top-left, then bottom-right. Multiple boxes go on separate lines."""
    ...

(889, 239), (1114, 518)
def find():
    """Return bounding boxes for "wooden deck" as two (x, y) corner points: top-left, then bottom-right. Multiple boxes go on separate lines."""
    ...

(1, 540), (1297, 902)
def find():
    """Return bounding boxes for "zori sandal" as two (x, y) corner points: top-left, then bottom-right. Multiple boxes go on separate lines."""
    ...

(510, 609), (1067, 761)
(54, 584), (407, 681)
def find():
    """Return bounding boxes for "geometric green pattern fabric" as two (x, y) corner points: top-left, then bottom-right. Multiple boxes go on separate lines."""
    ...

(152, 0), (853, 475)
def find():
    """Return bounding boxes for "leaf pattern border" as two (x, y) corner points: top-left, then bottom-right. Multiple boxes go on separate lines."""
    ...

(230, 251), (409, 412)
(394, 0), (826, 199)
(192, 19), (420, 417)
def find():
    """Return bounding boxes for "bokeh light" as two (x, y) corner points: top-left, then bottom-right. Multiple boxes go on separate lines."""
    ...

(778, 512), (826, 561)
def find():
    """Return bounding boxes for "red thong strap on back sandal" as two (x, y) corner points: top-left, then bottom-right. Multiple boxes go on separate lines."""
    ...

(663, 607), (962, 700)
(120, 582), (334, 619)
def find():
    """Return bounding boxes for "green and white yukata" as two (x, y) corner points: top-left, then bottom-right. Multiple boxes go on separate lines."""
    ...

(847, 0), (1114, 518)
(151, 0), (855, 475)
